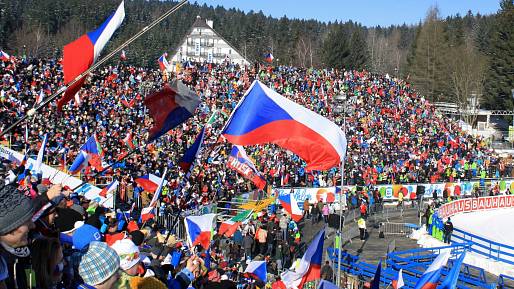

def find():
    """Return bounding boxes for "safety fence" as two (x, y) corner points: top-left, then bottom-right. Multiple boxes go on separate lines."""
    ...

(328, 243), (499, 289)
(379, 222), (419, 237)
(452, 227), (514, 266)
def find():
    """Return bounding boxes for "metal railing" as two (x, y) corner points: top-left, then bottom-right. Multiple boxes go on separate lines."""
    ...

(452, 227), (514, 266)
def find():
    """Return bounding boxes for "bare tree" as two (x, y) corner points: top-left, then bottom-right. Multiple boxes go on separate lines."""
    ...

(448, 36), (488, 126)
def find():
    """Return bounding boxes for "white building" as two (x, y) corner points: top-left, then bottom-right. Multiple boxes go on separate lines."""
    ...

(170, 16), (250, 66)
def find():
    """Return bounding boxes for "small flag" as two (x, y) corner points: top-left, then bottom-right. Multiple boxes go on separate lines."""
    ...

(438, 251), (466, 289)
(34, 134), (48, 176)
(144, 80), (200, 142)
(179, 127), (205, 176)
(35, 90), (45, 105)
(413, 250), (451, 289)
(392, 268), (405, 289)
(264, 53), (274, 63)
(281, 229), (325, 289)
(120, 50), (127, 61)
(99, 180), (119, 197)
(57, 1), (125, 110)
(244, 260), (267, 283)
(135, 173), (165, 193)
(123, 132), (136, 150)
(68, 134), (104, 174)
(278, 193), (303, 222)
(184, 213), (217, 250)
(140, 168), (167, 223)
(0, 50), (10, 61)
(158, 53), (171, 72)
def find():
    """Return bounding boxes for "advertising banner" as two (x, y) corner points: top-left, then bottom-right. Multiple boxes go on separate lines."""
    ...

(438, 195), (514, 219)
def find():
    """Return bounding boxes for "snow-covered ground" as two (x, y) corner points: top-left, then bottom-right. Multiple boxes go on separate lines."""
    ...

(451, 208), (514, 247)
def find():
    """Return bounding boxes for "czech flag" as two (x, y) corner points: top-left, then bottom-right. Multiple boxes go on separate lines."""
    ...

(281, 229), (325, 289)
(184, 213), (216, 250)
(392, 269), (405, 289)
(140, 168), (167, 223)
(99, 180), (119, 197)
(57, 1), (125, 110)
(227, 145), (266, 190)
(81, 134), (104, 170)
(34, 134), (48, 176)
(244, 260), (267, 283)
(158, 53), (171, 71)
(0, 50), (10, 61)
(179, 127), (205, 175)
(123, 132), (136, 150)
(413, 250), (451, 289)
(68, 151), (90, 175)
(144, 80), (200, 142)
(438, 251), (466, 289)
(278, 193), (303, 222)
(120, 50), (127, 61)
(135, 173), (163, 193)
(222, 80), (346, 171)
(264, 53), (274, 63)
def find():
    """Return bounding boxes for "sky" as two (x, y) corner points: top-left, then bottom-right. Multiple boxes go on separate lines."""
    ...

(194, 0), (501, 27)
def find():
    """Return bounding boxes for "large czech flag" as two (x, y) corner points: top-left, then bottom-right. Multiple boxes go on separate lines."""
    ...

(278, 193), (303, 222)
(58, 1), (125, 110)
(281, 229), (325, 289)
(0, 50), (10, 61)
(184, 213), (216, 250)
(222, 80), (346, 171)
(144, 80), (200, 142)
(413, 250), (451, 289)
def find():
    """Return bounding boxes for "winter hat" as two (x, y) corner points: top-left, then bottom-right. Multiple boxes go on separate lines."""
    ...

(54, 208), (83, 233)
(129, 230), (145, 246)
(79, 241), (120, 285)
(129, 276), (167, 289)
(73, 224), (102, 250)
(36, 184), (48, 196)
(111, 239), (141, 271)
(0, 185), (35, 235)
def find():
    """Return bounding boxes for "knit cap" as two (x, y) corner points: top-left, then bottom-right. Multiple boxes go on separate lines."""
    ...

(129, 276), (167, 289)
(111, 239), (141, 271)
(0, 185), (35, 235)
(79, 241), (120, 285)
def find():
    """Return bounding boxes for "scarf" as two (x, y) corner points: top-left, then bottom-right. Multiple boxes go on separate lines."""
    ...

(1, 242), (30, 258)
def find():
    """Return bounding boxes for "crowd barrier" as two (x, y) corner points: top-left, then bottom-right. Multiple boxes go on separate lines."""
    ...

(452, 228), (514, 266)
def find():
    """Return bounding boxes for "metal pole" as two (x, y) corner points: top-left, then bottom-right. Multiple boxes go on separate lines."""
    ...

(336, 103), (347, 287)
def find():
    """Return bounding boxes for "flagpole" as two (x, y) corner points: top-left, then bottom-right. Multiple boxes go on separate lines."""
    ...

(0, 0), (189, 138)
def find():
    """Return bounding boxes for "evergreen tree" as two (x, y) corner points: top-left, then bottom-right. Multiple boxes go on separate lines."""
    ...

(483, 0), (514, 110)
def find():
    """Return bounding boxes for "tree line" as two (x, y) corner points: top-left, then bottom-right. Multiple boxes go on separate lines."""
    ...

(0, 0), (512, 110)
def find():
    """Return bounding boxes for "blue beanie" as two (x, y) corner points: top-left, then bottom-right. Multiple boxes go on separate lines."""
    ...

(73, 224), (102, 250)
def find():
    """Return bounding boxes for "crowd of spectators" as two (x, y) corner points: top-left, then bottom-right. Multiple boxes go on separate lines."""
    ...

(0, 55), (509, 288)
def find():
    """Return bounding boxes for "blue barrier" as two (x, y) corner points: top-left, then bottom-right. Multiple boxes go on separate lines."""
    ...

(498, 274), (514, 288)
(328, 244), (497, 289)
(452, 227), (514, 266)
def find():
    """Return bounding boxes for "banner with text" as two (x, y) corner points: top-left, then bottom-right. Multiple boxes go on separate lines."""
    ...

(438, 195), (514, 219)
